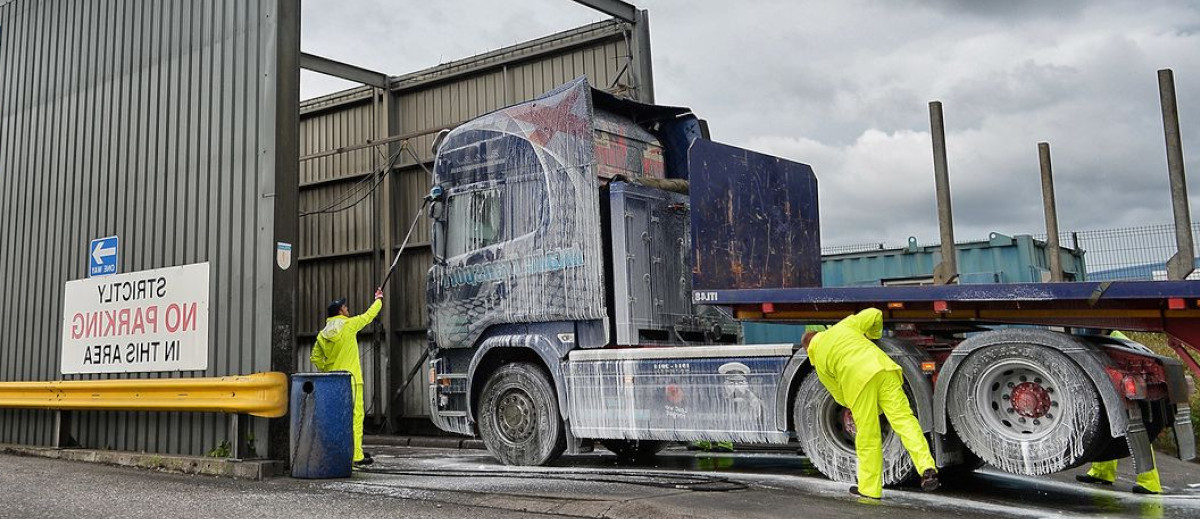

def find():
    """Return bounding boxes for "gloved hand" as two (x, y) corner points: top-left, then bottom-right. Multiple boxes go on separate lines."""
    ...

(374, 287), (384, 300)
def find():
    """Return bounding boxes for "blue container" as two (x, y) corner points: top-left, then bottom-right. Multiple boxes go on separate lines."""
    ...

(290, 372), (353, 478)
(820, 233), (1087, 287)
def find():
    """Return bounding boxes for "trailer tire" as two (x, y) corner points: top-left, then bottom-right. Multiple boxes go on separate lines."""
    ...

(793, 372), (917, 486)
(947, 342), (1107, 475)
(601, 440), (668, 463)
(477, 362), (566, 466)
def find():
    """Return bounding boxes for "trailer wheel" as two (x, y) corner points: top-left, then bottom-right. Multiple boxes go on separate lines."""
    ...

(601, 440), (668, 463)
(477, 362), (566, 466)
(947, 342), (1107, 475)
(793, 372), (917, 485)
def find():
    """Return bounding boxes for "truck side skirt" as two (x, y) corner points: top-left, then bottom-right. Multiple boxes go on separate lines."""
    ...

(566, 345), (794, 443)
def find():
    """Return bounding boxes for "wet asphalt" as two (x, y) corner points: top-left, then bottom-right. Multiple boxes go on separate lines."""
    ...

(2, 442), (1200, 518)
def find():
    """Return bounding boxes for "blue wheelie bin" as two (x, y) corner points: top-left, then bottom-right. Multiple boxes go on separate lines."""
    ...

(290, 372), (353, 478)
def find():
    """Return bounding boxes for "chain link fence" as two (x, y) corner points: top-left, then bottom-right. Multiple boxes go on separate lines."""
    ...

(820, 242), (887, 255)
(1034, 222), (1200, 281)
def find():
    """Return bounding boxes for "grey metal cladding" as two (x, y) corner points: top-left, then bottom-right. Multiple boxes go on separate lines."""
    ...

(0, 0), (291, 456)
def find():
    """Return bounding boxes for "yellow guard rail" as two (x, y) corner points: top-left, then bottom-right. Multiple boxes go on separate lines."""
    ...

(0, 372), (287, 418)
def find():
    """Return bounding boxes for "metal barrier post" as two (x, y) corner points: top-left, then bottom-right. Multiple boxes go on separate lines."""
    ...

(53, 411), (73, 449)
(229, 413), (253, 459)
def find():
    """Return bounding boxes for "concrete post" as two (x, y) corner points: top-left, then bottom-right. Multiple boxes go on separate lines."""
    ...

(1160, 69), (1195, 281)
(1038, 142), (1063, 282)
(929, 101), (958, 284)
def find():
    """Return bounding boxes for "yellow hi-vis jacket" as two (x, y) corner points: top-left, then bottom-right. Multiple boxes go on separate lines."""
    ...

(311, 300), (382, 384)
(807, 308), (901, 407)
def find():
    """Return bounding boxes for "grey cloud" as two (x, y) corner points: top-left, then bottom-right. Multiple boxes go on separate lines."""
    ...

(301, 0), (1200, 250)
(913, 0), (1089, 20)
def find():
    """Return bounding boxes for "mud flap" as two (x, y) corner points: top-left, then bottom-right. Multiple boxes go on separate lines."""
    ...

(1126, 405), (1156, 474)
(932, 431), (971, 469)
(564, 420), (593, 455)
(1173, 404), (1197, 461)
(933, 433), (948, 468)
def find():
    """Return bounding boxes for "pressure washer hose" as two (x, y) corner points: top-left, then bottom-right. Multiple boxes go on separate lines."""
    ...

(379, 186), (443, 413)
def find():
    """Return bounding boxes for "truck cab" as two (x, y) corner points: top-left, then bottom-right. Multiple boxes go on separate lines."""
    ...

(424, 77), (816, 459)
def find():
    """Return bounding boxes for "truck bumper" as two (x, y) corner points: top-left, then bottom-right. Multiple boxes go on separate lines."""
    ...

(428, 381), (473, 436)
(428, 354), (473, 436)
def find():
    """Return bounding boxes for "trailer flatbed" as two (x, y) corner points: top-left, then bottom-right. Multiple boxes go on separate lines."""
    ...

(702, 280), (1200, 377)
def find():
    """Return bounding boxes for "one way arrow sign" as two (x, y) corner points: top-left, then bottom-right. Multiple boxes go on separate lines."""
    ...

(89, 236), (118, 277)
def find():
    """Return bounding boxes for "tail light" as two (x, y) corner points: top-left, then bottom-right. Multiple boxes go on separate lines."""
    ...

(1122, 375), (1147, 400)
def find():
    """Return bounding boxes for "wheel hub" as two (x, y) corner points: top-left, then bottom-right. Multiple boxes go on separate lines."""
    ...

(1010, 382), (1051, 418)
(978, 362), (1063, 439)
(820, 401), (894, 453)
(496, 389), (536, 443)
(841, 408), (858, 437)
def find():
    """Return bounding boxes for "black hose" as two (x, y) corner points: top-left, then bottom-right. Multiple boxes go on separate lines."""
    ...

(357, 466), (749, 492)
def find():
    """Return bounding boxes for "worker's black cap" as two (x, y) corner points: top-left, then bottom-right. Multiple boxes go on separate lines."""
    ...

(327, 298), (347, 317)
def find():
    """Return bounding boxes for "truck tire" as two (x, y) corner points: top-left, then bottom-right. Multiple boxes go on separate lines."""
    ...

(793, 372), (917, 485)
(477, 362), (566, 466)
(601, 439), (668, 463)
(947, 341), (1108, 475)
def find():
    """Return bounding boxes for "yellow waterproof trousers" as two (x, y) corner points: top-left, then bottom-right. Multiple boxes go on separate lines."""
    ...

(353, 382), (365, 462)
(851, 370), (938, 498)
(1087, 452), (1162, 493)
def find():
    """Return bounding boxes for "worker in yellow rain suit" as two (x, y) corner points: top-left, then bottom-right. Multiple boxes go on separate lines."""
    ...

(802, 308), (939, 499)
(311, 288), (383, 467)
(1075, 331), (1163, 494)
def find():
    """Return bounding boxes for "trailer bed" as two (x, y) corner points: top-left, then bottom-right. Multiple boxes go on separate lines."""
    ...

(699, 280), (1200, 376)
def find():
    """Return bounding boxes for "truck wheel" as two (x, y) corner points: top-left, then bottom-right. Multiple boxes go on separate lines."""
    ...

(477, 362), (566, 466)
(601, 440), (668, 463)
(947, 342), (1107, 475)
(793, 372), (917, 485)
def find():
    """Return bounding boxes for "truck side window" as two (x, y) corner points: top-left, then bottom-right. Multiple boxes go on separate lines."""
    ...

(445, 188), (502, 257)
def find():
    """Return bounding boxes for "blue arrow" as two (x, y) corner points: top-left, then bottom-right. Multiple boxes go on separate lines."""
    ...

(92, 240), (116, 265)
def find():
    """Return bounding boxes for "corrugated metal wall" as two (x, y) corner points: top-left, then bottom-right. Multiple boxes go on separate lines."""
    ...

(0, 0), (295, 456)
(297, 20), (644, 427)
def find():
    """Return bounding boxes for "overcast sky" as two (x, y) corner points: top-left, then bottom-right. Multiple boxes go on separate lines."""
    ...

(300, 0), (1200, 249)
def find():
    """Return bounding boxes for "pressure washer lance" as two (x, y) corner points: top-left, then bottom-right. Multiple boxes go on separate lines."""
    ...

(386, 186), (444, 408)
(378, 185), (443, 291)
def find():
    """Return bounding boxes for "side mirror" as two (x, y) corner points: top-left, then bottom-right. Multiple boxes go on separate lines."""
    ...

(431, 218), (447, 265)
(428, 186), (447, 264)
